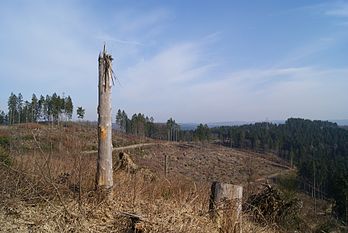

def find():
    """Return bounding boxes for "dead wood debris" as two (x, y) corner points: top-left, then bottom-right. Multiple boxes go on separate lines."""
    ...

(114, 152), (139, 173)
(244, 185), (302, 226)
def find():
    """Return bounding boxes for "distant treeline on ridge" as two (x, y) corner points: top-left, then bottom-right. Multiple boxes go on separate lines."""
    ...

(0, 92), (74, 124)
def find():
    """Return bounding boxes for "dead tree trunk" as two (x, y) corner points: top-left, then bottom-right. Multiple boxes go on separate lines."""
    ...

(209, 182), (243, 233)
(96, 45), (114, 196)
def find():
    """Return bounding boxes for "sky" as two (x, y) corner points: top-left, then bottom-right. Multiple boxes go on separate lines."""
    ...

(0, 0), (347, 123)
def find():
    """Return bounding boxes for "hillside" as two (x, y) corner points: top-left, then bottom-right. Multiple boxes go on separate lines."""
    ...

(0, 123), (343, 232)
(211, 118), (348, 222)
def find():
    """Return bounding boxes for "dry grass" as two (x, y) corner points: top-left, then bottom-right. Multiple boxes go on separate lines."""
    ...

(0, 161), (217, 232)
(0, 124), (285, 232)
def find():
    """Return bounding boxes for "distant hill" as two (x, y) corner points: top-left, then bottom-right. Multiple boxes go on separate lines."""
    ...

(179, 123), (199, 130)
(180, 121), (257, 130)
(332, 119), (348, 126)
(179, 121), (282, 130)
(180, 119), (348, 130)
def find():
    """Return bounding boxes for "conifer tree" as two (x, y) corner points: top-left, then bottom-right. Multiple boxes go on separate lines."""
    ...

(76, 106), (85, 120)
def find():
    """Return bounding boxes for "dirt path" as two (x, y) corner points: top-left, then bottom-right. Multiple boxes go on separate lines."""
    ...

(82, 142), (169, 154)
(83, 141), (293, 185)
(252, 169), (295, 183)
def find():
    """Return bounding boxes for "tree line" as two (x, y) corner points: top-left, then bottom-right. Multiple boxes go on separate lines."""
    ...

(114, 110), (213, 142)
(115, 109), (156, 138)
(0, 93), (86, 125)
(115, 109), (182, 141)
(210, 118), (348, 220)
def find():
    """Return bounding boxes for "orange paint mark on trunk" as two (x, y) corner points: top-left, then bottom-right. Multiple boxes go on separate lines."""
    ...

(100, 127), (106, 140)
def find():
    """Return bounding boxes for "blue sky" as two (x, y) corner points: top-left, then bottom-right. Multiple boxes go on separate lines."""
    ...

(0, 0), (347, 123)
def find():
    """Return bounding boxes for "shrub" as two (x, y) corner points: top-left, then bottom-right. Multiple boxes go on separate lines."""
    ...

(277, 172), (299, 193)
(0, 147), (11, 166)
(244, 185), (303, 230)
(0, 136), (9, 148)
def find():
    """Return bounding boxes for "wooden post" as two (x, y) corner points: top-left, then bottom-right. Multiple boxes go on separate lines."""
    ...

(96, 45), (114, 196)
(209, 182), (243, 233)
(164, 153), (168, 177)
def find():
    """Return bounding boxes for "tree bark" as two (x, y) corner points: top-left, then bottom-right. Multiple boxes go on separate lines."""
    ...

(96, 45), (114, 196)
(209, 182), (243, 233)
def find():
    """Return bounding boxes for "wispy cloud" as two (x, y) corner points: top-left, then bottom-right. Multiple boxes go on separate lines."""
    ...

(119, 42), (212, 97)
(182, 66), (348, 122)
(115, 35), (348, 122)
(96, 33), (143, 46)
(303, 1), (348, 26)
(325, 2), (348, 17)
(295, 1), (348, 26)
(273, 37), (338, 67)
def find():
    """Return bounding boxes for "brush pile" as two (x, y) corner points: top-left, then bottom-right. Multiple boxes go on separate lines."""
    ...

(114, 152), (139, 173)
(244, 185), (302, 227)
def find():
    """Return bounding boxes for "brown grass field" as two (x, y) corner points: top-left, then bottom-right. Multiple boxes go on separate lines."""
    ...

(0, 123), (337, 232)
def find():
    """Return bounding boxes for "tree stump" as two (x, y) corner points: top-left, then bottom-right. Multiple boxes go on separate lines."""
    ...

(209, 182), (243, 233)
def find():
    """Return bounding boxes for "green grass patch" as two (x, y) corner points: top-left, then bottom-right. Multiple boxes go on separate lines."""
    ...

(277, 172), (299, 193)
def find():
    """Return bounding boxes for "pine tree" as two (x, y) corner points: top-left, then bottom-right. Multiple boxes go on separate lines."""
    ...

(166, 118), (179, 141)
(121, 110), (128, 132)
(7, 93), (17, 125)
(131, 114), (138, 135)
(116, 109), (122, 130)
(17, 93), (23, 123)
(59, 95), (65, 122)
(76, 107), (85, 120)
(31, 94), (39, 122)
(44, 95), (51, 122)
(65, 96), (73, 120)
(38, 95), (45, 121)
(0, 111), (5, 124)
(51, 93), (60, 123)
(22, 100), (31, 123)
